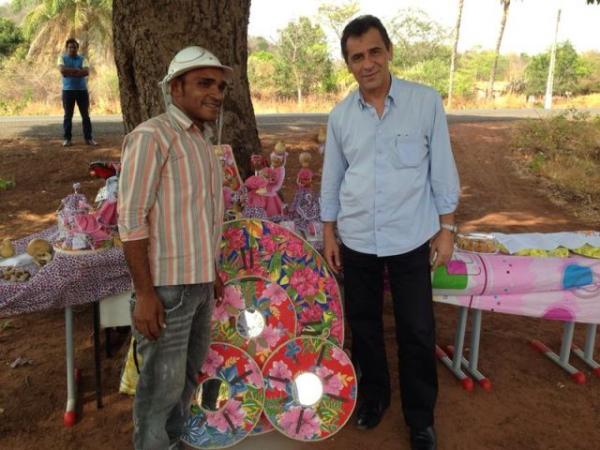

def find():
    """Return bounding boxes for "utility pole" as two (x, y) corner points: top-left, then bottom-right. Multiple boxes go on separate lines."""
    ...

(544, 8), (561, 110)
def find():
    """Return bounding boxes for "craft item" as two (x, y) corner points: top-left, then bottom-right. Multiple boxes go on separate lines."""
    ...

(262, 337), (357, 441)
(182, 343), (265, 449)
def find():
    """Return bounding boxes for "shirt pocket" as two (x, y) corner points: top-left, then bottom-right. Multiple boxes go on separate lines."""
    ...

(392, 132), (429, 168)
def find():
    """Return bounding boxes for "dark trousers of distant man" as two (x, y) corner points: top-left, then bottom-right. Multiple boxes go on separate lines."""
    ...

(342, 241), (438, 429)
(62, 90), (93, 141)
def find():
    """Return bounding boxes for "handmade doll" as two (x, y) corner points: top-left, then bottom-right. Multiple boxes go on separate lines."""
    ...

(289, 152), (320, 238)
(250, 153), (268, 177)
(317, 125), (326, 155)
(263, 142), (287, 219)
(241, 175), (268, 220)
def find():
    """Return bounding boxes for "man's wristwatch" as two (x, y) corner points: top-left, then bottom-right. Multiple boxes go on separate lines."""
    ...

(440, 223), (458, 233)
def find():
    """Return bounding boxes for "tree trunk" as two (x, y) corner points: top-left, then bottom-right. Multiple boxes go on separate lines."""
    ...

(487, 0), (511, 100)
(112, 0), (261, 176)
(447, 0), (464, 109)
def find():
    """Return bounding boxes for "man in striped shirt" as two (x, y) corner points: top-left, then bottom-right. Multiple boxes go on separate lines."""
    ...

(118, 46), (229, 450)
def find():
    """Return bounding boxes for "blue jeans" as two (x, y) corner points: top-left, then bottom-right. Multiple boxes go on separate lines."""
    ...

(131, 284), (214, 450)
(62, 89), (93, 140)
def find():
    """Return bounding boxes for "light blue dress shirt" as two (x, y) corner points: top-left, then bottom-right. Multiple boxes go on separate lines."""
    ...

(320, 76), (460, 256)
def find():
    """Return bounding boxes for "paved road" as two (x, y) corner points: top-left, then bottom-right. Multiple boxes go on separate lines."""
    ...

(1, 109), (599, 139)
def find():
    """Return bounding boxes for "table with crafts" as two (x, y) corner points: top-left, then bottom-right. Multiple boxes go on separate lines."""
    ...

(2, 224), (600, 436)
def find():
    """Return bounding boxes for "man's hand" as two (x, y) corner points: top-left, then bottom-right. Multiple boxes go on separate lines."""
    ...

(133, 290), (165, 341)
(214, 273), (224, 306)
(323, 222), (342, 274)
(430, 229), (455, 271)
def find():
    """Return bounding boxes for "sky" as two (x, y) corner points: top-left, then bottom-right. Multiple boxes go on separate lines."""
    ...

(249, 0), (600, 57)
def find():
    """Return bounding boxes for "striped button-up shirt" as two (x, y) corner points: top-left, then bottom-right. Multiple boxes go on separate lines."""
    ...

(118, 104), (224, 286)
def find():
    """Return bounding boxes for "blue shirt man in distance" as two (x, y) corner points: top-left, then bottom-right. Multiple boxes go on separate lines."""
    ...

(320, 15), (460, 450)
(57, 38), (96, 146)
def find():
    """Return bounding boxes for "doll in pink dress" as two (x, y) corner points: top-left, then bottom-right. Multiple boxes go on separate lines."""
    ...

(263, 142), (286, 220)
(242, 175), (268, 220)
(289, 152), (321, 238)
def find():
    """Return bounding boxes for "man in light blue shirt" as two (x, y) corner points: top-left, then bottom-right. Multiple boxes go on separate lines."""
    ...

(58, 38), (96, 147)
(320, 15), (460, 450)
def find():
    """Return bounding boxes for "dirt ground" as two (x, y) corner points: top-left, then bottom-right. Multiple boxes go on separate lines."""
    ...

(0, 122), (599, 450)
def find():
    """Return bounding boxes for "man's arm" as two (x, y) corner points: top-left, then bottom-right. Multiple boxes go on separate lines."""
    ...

(118, 131), (165, 340)
(123, 239), (165, 340)
(58, 65), (88, 77)
(428, 93), (461, 270)
(320, 115), (346, 274)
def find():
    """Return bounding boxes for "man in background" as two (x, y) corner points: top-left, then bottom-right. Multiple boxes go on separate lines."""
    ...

(58, 38), (96, 146)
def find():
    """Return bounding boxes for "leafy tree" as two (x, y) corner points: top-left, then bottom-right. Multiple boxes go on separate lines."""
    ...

(10, 0), (112, 63)
(318, 0), (359, 39)
(274, 17), (333, 103)
(579, 51), (600, 93)
(248, 36), (271, 53)
(525, 41), (590, 96)
(0, 17), (24, 58)
(387, 8), (451, 71)
(248, 49), (277, 96)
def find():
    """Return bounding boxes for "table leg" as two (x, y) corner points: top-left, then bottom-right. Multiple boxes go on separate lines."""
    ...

(64, 306), (79, 427)
(573, 323), (600, 376)
(530, 321), (586, 384)
(435, 306), (474, 391)
(93, 301), (103, 409)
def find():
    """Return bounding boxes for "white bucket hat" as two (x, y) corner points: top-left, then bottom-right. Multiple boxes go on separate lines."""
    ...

(160, 46), (233, 107)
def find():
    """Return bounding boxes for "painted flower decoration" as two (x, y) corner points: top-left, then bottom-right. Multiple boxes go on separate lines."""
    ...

(290, 266), (320, 297)
(261, 282), (288, 306)
(315, 366), (343, 396)
(206, 399), (245, 432)
(213, 285), (245, 322)
(279, 406), (320, 440)
(202, 347), (224, 377)
(267, 360), (292, 392)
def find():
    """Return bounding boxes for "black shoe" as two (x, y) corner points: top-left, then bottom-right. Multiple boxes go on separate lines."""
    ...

(356, 399), (388, 430)
(410, 426), (437, 450)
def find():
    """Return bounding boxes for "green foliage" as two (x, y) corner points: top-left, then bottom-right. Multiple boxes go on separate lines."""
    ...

(524, 41), (591, 96)
(248, 50), (277, 95)
(387, 8), (451, 71)
(579, 51), (600, 94)
(0, 177), (16, 190)
(0, 17), (25, 58)
(399, 58), (450, 96)
(273, 17), (334, 101)
(248, 36), (271, 53)
(10, 0), (113, 64)
(512, 110), (600, 205)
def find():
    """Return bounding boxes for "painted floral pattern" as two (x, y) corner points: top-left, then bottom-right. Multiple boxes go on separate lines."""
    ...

(182, 343), (264, 449)
(210, 277), (296, 367)
(219, 219), (344, 345)
(261, 337), (357, 442)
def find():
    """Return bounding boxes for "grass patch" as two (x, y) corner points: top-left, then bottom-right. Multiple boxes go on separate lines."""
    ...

(512, 110), (600, 212)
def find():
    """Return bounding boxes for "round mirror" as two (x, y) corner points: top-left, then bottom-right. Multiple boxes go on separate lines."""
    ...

(236, 308), (266, 338)
(292, 372), (323, 407)
(195, 377), (230, 412)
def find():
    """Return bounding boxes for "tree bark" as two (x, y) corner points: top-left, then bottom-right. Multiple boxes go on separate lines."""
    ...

(487, 0), (510, 100)
(113, 0), (261, 175)
(447, 0), (464, 110)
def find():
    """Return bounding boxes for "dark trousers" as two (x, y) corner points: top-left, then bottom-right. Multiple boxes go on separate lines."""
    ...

(62, 90), (93, 140)
(342, 242), (438, 429)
